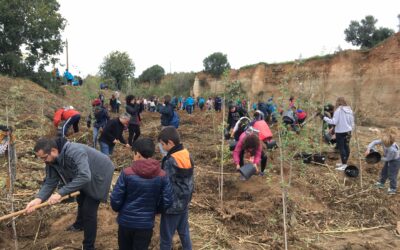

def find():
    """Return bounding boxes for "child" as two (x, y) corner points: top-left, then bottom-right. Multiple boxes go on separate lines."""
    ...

(111, 138), (173, 249)
(158, 127), (194, 250)
(365, 129), (400, 195)
(323, 97), (354, 170)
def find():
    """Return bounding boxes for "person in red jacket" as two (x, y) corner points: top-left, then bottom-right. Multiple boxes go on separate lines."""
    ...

(53, 106), (81, 138)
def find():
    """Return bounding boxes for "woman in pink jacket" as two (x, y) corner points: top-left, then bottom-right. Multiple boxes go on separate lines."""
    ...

(233, 132), (267, 176)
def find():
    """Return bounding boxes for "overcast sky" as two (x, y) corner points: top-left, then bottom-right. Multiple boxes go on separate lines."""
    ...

(57, 0), (400, 77)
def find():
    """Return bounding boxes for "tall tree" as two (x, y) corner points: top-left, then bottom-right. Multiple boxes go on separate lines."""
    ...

(138, 65), (165, 84)
(0, 0), (66, 76)
(203, 52), (230, 78)
(99, 51), (135, 91)
(344, 15), (394, 49)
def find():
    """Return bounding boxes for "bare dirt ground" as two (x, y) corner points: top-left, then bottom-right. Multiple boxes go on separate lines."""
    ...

(1, 78), (400, 249)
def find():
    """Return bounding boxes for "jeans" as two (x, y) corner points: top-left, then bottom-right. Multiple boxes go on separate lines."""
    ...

(379, 160), (400, 190)
(128, 124), (141, 146)
(62, 114), (81, 137)
(99, 141), (115, 156)
(92, 127), (100, 149)
(118, 226), (153, 250)
(336, 132), (351, 164)
(73, 192), (100, 250)
(160, 210), (192, 250)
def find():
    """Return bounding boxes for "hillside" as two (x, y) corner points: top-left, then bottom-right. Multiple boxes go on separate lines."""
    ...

(0, 76), (400, 249)
(194, 32), (400, 127)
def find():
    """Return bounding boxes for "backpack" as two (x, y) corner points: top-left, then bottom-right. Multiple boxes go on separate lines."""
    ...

(169, 111), (180, 128)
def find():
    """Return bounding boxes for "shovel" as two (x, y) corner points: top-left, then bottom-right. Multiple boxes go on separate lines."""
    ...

(0, 191), (80, 222)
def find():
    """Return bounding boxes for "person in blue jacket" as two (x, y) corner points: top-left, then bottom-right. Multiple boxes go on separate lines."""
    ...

(185, 96), (195, 115)
(198, 97), (205, 111)
(63, 69), (74, 85)
(111, 138), (173, 250)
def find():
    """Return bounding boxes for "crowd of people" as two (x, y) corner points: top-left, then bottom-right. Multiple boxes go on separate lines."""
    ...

(23, 87), (399, 250)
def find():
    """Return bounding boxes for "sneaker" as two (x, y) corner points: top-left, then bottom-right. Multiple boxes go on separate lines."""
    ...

(335, 163), (343, 167)
(258, 172), (265, 176)
(374, 182), (385, 189)
(65, 224), (83, 232)
(239, 176), (246, 181)
(388, 189), (397, 195)
(335, 164), (347, 171)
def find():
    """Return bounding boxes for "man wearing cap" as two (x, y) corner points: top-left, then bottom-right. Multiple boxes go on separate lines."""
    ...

(25, 137), (115, 250)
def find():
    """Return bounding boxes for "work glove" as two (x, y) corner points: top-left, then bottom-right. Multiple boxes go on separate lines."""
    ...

(318, 113), (325, 120)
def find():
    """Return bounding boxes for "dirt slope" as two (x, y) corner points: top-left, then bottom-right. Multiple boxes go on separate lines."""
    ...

(196, 33), (400, 127)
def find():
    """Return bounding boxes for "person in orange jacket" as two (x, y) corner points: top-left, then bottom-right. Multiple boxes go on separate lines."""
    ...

(54, 106), (81, 137)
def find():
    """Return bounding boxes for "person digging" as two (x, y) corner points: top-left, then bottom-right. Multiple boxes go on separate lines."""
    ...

(25, 137), (115, 250)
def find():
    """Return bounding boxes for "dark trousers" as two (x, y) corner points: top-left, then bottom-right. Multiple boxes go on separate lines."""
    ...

(73, 192), (100, 250)
(160, 210), (192, 250)
(336, 132), (351, 164)
(62, 114), (81, 137)
(239, 150), (267, 172)
(379, 160), (400, 190)
(128, 124), (141, 146)
(118, 225), (153, 250)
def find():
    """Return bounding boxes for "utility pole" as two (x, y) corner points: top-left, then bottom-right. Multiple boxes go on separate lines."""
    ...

(66, 39), (69, 70)
(398, 14), (400, 32)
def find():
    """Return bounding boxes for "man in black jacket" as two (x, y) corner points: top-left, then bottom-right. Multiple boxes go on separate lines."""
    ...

(125, 95), (141, 146)
(158, 95), (174, 127)
(26, 137), (115, 250)
(98, 113), (131, 156)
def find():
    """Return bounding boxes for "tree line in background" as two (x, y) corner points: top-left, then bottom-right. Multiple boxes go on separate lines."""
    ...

(0, 0), (398, 96)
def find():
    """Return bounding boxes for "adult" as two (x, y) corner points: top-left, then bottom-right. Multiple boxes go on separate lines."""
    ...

(323, 97), (354, 170)
(158, 95), (174, 128)
(233, 131), (268, 176)
(63, 69), (74, 85)
(214, 96), (222, 112)
(185, 96), (195, 115)
(126, 95), (141, 146)
(53, 106), (81, 138)
(110, 94), (118, 113)
(26, 137), (115, 250)
(90, 99), (109, 149)
(98, 113), (131, 156)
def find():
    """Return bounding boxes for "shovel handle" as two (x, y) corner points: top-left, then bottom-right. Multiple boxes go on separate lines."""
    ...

(0, 191), (80, 222)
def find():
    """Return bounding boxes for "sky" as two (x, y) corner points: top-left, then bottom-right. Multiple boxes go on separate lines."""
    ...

(57, 0), (400, 77)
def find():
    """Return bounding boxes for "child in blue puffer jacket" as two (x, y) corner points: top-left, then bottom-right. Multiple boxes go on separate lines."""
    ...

(111, 138), (173, 250)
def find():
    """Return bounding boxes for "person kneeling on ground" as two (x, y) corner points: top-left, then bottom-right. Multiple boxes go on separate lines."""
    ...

(365, 128), (400, 195)
(98, 113), (131, 156)
(233, 130), (267, 177)
(158, 126), (194, 250)
(282, 106), (299, 133)
(111, 138), (173, 249)
(26, 137), (115, 250)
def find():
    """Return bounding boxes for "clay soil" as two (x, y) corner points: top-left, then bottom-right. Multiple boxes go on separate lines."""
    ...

(1, 78), (400, 249)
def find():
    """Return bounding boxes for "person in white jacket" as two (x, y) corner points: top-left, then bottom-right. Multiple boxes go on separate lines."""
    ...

(323, 97), (354, 170)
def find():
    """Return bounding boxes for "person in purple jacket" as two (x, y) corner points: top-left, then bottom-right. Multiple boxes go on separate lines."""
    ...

(111, 138), (173, 250)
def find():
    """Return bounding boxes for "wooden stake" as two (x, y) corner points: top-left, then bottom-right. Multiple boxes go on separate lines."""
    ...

(6, 104), (18, 250)
(277, 125), (288, 250)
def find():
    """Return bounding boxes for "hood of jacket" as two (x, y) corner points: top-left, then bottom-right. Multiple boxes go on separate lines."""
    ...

(125, 159), (163, 179)
(340, 106), (353, 114)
